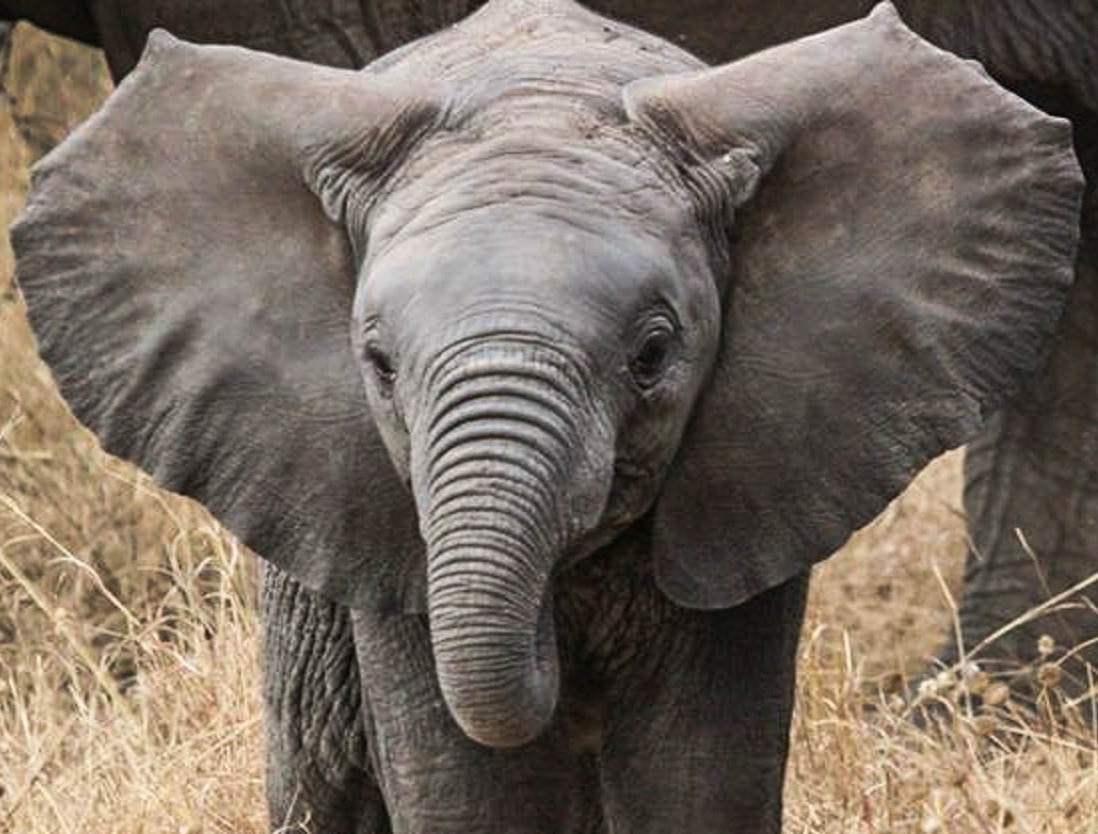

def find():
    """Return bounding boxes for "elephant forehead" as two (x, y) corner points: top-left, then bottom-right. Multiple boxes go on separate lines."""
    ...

(369, 126), (693, 256)
(362, 208), (684, 323)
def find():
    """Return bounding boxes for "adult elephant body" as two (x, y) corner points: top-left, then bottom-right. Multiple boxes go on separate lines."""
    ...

(7, 1), (1095, 832)
(8, 1), (1098, 96)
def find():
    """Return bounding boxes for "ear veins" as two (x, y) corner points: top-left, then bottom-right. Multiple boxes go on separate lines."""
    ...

(304, 99), (445, 262)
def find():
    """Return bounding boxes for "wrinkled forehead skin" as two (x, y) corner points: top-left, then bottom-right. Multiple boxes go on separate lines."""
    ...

(357, 0), (714, 255)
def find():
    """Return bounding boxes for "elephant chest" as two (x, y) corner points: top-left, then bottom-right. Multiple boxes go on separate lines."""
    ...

(552, 521), (684, 750)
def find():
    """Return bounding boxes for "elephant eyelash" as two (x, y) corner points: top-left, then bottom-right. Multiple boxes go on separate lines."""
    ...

(365, 345), (397, 389)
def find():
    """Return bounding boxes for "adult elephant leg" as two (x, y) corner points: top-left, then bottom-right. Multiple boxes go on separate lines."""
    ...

(259, 563), (390, 834)
(948, 170), (1098, 686)
(598, 560), (809, 834)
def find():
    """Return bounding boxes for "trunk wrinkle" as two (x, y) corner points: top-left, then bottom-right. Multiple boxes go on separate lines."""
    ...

(427, 450), (561, 499)
(429, 545), (545, 593)
(425, 437), (567, 528)
(429, 378), (576, 431)
(428, 523), (548, 564)
(428, 422), (572, 476)
(423, 334), (586, 402)
(427, 476), (553, 528)
(428, 405), (574, 463)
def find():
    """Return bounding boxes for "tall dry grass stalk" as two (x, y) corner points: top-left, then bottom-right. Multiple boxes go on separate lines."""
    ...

(0, 22), (1095, 834)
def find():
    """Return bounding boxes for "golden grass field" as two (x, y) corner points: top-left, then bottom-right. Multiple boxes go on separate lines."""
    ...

(0, 24), (1095, 834)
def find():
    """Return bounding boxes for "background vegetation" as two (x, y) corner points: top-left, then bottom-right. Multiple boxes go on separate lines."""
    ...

(0, 23), (1094, 834)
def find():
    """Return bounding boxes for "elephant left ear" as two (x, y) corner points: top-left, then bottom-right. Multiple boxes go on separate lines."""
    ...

(626, 3), (1084, 610)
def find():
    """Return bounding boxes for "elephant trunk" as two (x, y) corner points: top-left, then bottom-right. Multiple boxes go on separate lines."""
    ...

(417, 343), (611, 748)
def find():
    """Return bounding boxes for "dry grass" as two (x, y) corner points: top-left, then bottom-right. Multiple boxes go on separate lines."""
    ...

(0, 24), (1095, 834)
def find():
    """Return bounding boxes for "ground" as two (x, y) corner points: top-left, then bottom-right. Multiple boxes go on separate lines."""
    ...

(0, 23), (1094, 834)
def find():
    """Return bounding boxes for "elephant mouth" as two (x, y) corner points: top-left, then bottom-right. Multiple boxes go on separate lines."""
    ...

(555, 458), (652, 571)
(607, 458), (655, 521)
(614, 459), (648, 479)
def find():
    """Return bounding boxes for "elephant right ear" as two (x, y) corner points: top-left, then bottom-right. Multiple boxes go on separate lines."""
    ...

(13, 33), (438, 610)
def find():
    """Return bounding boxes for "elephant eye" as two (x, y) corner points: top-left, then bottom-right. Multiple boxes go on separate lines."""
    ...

(630, 326), (674, 389)
(365, 345), (397, 390)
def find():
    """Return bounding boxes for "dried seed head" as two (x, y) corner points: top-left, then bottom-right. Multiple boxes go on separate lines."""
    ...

(983, 682), (1011, 707)
(1037, 634), (1056, 657)
(880, 671), (904, 695)
(964, 670), (990, 696)
(1036, 662), (1064, 689)
(960, 661), (982, 680)
(52, 607), (71, 636)
(918, 678), (940, 698)
(971, 714), (999, 736)
(983, 800), (1014, 827)
(947, 762), (968, 786)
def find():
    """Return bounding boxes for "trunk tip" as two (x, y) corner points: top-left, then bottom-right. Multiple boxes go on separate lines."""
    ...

(444, 677), (559, 748)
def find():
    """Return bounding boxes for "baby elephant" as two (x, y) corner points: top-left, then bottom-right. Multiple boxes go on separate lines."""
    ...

(14, 0), (1082, 831)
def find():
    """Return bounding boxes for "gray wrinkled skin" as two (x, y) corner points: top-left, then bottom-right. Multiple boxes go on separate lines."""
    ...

(9, 1), (1087, 831)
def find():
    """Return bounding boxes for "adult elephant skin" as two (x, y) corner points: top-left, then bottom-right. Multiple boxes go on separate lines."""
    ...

(13, 1), (1083, 830)
(0, 0), (475, 78)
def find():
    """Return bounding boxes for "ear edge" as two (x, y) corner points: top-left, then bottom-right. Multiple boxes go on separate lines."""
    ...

(144, 27), (182, 57)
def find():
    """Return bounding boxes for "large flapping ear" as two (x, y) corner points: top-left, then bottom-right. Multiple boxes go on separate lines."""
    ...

(625, 3), (1083, 610)
(13, 32), (439, 610)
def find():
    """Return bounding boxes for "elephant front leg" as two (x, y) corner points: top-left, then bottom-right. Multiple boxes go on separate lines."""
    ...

(948, 191), (1098, 688)
(599, 573), (809, 834)
(260, 564), (390, 834)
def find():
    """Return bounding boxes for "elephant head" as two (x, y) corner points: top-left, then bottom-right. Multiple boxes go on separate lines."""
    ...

(13, 0), (1082, 747)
